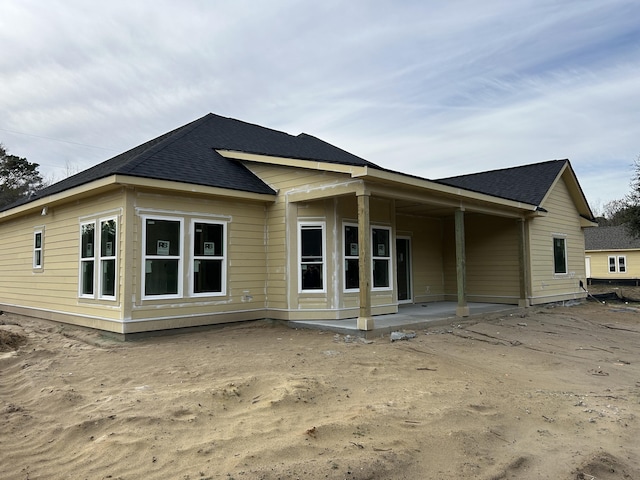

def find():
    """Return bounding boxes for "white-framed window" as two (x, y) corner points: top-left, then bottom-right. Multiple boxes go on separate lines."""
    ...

(80, 221), (96, 297)
(372, 226), (392, 289)
(142, 216), (184, 299)
(552, 236), (567, 275)
(608, 255), (627, 273)
(344, 223), (359, 291)
(299, 221), (326, 292)
(99, 218), (117, 298)
(33, 229), (43, 269)
(191, 220), (226, 296)
(79, 217), (118, 299)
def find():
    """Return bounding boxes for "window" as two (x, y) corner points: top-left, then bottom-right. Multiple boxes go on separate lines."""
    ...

(100, 219), (117, 298)
(553, 237), (567, 274)
(143, 217), (183, 298)
(608, 255), (627, 273)
(80, 222), (96, 296)
(372, 227), (391, 289)
(192, 221), (226, 296)
(79, 218), (118, 299)
(344, 224), (359, 290)
(33, 230), (43, 269)
(299, 222), (325, 292)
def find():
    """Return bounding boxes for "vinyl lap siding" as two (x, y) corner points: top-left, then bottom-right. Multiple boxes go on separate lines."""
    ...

(0, 192), (125, 322)
(528, 176), (586, 304)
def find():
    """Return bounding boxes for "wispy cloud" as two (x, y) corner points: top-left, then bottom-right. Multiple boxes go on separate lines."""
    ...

(1, 0), (639, 207)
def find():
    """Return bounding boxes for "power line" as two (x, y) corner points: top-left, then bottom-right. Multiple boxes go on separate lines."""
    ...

(0, 127), (118, 152)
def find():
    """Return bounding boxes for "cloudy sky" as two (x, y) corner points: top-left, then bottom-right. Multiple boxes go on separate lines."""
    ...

(1, 1), (639, 213)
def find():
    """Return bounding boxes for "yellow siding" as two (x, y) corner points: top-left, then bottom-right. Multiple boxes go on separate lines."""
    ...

(128, 190), (269, 324)
(442, 214), (520, 303)
(396, 214), (445, 302)
(0, 189), (126, 328)
(587, 250), (640, 279)
(528, 175), (586, 304)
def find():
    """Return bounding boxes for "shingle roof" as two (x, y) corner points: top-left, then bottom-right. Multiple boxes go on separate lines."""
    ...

(584, 225), (640, 250)
(436, 159), (568, 206)
(2, 113), (378, 212)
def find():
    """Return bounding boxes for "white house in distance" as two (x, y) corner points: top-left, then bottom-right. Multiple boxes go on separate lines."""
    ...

(0, 113), (597, 337)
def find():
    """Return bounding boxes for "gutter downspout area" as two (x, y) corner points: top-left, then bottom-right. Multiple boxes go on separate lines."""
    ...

(455, 209), (469, 317)
(356, 192), (373, 330)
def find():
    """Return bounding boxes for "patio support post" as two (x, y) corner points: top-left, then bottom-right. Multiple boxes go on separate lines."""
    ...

(517, 218), (530, 307)
(455, 208), (469, 317)
(357, 191), (373, 330)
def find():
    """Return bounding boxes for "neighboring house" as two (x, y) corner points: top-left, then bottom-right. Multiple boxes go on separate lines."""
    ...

(584, 225), (640, 283)
(0, 113), (597, 335)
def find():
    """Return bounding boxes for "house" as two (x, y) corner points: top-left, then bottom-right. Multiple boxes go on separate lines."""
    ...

(584, 225), (640, 284)
(0, 113), (597, 336)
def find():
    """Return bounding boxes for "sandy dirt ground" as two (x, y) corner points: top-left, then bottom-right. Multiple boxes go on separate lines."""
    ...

(1, 292), (640, 479)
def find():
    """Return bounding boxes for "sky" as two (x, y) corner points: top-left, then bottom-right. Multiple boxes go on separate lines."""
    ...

(1, 0), (639, 215)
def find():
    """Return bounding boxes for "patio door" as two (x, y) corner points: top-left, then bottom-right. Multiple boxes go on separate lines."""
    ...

(396, 237), (412, 303)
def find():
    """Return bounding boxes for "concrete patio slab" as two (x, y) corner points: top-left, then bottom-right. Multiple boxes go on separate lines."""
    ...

(288, 302), (521, 337)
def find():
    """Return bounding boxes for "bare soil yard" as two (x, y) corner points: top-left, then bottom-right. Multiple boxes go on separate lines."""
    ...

(1, 293), (640, 479)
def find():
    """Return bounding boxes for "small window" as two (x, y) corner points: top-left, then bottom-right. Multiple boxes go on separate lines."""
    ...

(553, 237), (567, 274)
(372, 227), (391, 289)
(299, 222), (325, 292)
(192, 221), (226, 296)
(33, 230), (43, 269)
(143, 218), (182, 298)
(344, 224), (359, 290)
(618, 256), (626, 273)
(80, 222), (96, 296)
(608, 256), (617, 273)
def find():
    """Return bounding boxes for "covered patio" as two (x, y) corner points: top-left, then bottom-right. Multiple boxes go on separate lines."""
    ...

(289, 301), (520, 337)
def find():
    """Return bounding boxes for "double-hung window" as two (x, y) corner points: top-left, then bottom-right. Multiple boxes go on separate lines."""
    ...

(344, 224), (359, 291)
(192, 220), (226, 296)
(372, 227), (391, 289)
(33, 230), (43, 269)
(100, 219), (117, 298)
(80, 222), (96, 296)
(143, 217), (183, 298)
(299, 222), (325, 292)
(80, 218), (118, 299)
(553, 236), (567, 274)
(608, 255), (627, 273)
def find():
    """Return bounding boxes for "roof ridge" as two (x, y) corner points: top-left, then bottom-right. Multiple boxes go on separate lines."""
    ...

(438, 159), (567, 181)
(116, 113), (213, 174)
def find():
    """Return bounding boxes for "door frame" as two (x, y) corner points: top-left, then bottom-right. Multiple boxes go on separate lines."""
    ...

(396, 236), (413, 304)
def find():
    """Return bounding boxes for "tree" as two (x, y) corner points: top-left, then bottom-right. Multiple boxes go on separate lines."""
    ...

(619, 155), (640, 237)
(0, 143), (45, 208)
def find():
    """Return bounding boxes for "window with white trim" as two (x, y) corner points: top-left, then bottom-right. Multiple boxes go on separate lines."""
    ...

(143, 217), (183, 298)
(79, 218), (118, 299)
(299, 222), (325, 292)
(99, 218), (117, 298)
(191, 220), (226, 296)
(33, 230), (43, 269)
(372, 227), (392, 289)
(344, 223), (359, 291)
(553, 236), (567, 274)
(80, 222), (96, 296)
(608, 255), (626, 273)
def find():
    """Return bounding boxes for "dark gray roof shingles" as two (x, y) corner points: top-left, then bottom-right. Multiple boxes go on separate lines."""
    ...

(436, 159), (568, 206)
(2, 113), (378, 211)
(584, 225), (640, 250)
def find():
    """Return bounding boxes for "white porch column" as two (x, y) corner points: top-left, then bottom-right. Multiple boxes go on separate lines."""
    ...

(357, 192), (373, 330)
(455, 209), (469, 317)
